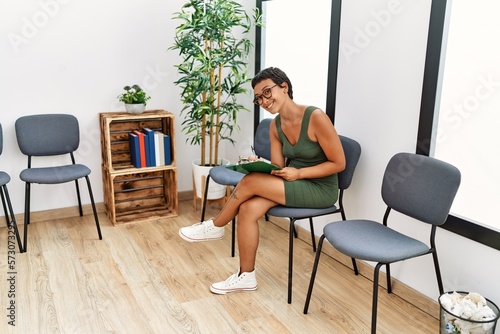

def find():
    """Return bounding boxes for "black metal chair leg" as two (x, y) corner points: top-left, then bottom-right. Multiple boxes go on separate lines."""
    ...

(23, 183), (31, 252)
(308, 217), (316, 252)
(74, 179), (83, 216)
(201, 175), (211, 221)
(372, 263), (383, 334)
(304, 235), (326, 314)
(432, 250), (444, 295)
(352, 258), (359, 275)
(1, 185), (23, 253)
(8, 190), (24, 253)
(85, 176), (102, 240)
(288, 220), (295, 304)
(386, 264), (392, 293)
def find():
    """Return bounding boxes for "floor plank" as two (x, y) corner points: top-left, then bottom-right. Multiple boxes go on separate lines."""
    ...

(0, 200), (438, 333)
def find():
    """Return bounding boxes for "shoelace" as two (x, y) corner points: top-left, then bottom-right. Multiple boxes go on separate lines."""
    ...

(193, 221), (212, 229)
(225, 273), (240, 285)
(192, 222), (208, 230)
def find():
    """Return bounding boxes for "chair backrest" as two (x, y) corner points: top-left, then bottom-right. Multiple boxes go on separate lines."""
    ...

(253, 118), (272, 161)
(15, 114), (80, 156)
(338, 135), (361, 190)
(382, 152), (461, 226)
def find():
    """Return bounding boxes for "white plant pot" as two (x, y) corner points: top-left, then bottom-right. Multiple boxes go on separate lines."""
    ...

(192, 158), (230, 200)
(124, 103), (146, 114)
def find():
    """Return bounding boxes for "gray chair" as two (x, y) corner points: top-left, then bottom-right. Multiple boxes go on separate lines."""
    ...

(266, 135), (361, 303)
(201, 118), (272, 257)
(0, 124), (23, 252)
(15, 114), (102, 252)
(303, 152), (461, 334)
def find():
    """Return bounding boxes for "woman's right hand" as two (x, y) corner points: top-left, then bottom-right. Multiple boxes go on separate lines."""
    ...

(271, 167), (300, 181)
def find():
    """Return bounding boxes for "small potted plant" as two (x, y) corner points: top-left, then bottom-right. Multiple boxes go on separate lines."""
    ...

(118, 84), (151, 114)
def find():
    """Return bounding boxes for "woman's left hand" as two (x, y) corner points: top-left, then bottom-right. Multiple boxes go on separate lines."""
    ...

(271, 167), (300, 181)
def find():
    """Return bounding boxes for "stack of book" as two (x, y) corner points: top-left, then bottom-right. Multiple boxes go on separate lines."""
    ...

(128, 128), (172, 168)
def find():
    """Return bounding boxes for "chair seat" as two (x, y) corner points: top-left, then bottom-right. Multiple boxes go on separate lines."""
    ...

(19, 164), (91, 184)
(267, 204), (338, 219)
(324, 220), (430, 263)
(0, 171), (10, 186)
(209, 165), (245, 186)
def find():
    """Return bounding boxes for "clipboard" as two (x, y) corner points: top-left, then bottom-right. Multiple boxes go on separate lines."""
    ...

(226, 160), (282, 174)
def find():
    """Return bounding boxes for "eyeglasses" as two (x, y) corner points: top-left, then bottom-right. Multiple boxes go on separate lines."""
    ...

(253, 84), (277, 105)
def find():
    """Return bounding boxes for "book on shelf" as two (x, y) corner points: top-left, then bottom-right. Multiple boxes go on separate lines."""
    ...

(132, 130), (147, 167)
(164, 134), (171, 165)
(155, 131), (165, 166)
(154, 131), (163, 166)
(226, 160), (281, 174)
(142, 128), (156, 167)
(128, 132), (141, 168)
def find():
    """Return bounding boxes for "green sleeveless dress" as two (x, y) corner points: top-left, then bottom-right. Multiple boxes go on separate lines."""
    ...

(275, 106), (339, 208)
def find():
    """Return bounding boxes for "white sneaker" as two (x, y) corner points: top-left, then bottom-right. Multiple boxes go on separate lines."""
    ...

(210, 270), (258, 294)
(178, 219), (224, 242)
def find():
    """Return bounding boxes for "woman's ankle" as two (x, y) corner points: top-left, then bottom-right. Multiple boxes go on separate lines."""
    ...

(239, 267), (255, 274)
(212, 218), (227, 228)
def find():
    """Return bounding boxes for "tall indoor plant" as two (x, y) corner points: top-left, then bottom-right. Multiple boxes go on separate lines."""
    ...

(171, 0), (262, 168)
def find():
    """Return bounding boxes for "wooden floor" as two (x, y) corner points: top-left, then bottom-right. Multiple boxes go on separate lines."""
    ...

(0, 200), (438, 333)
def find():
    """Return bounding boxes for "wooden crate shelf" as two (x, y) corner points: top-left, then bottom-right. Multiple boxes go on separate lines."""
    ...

(100, 110), (178, 225)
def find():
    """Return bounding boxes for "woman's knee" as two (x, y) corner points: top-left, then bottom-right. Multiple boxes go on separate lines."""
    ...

(238, 201), (254, 219)
(237, 174), (256, 190)
(238, 200), (264, 221)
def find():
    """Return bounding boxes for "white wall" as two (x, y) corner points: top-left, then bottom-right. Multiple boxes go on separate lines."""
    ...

(1, 0), (255, 213)
(2, 0), (499, 321)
